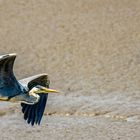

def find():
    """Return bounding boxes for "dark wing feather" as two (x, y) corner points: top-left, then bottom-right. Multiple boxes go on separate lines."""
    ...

(0, 53), (22, 99)
(19, 74), (49, 125)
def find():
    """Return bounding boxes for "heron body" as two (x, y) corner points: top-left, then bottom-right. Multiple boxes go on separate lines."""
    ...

(0, 53), (58, 125)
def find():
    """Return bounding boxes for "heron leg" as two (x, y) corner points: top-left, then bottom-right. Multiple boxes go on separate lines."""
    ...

(0, 97), (9, 101)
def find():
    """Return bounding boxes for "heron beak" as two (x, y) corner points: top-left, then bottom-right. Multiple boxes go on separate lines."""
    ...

(39, 87), (59, 94)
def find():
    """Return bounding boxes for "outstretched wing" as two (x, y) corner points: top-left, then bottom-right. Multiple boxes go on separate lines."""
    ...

(19, 74), (50, 125)
(0, 53), (22, 99)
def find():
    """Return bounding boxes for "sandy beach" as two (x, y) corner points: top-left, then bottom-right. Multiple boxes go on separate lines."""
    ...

(0, 0), (140, 139)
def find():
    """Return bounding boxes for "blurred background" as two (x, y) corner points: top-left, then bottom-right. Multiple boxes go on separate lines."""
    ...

(0, 0), (140, 96)
(0, 0), (140, 139)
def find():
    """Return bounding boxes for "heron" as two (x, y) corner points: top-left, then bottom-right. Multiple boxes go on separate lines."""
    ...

(0, 53), (58, 125)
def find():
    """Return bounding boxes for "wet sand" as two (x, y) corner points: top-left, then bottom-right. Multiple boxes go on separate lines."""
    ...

(0, 93), (140, 140)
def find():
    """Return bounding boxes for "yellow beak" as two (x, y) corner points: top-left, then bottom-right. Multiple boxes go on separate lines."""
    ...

(38, 87), (59, 94)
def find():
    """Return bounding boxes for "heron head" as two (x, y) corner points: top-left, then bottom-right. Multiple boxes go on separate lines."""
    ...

(29, 85), (59, 94)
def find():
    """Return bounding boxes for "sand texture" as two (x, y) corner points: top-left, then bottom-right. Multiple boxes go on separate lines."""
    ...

(0, 0), (140, 140)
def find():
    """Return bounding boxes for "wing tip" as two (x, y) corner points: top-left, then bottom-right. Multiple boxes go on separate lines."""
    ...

(21, 94), (48, 126)
(36, 73), (48, 77)
(8, 53), (17, 56)
(0, 53), (17, 60)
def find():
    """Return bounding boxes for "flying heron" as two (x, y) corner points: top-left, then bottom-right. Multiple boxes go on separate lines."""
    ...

(0, 53), (58, 125)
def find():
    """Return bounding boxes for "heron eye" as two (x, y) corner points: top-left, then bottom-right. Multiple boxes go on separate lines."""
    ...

(30, 87), (37, 92)
(35, 87), (39, 91)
